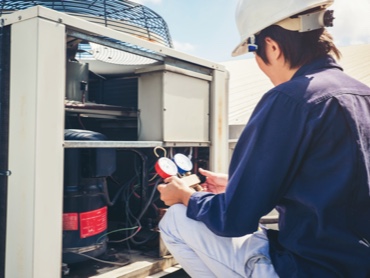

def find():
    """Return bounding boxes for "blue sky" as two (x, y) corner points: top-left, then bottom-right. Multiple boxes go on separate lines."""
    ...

(131, 0), (370, 63)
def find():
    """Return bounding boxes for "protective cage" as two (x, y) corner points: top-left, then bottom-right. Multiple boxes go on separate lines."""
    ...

(0, 0), (173, 61)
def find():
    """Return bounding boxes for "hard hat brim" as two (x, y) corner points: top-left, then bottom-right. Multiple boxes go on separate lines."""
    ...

(232, 0), (334, 57)
(232, 41), (250, 57)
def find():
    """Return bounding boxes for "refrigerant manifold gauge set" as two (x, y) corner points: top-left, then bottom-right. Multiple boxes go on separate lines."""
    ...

(154, 148), (203, 191)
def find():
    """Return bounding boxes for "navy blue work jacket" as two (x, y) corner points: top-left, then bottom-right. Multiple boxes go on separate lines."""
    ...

(187, 56), (370, 277)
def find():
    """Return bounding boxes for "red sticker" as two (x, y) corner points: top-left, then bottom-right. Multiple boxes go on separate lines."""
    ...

(63, 213), (79, 231)
(79, 207), (107, 238)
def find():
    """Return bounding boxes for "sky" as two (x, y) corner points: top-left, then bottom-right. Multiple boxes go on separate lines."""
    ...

(130, 0), (370, 63)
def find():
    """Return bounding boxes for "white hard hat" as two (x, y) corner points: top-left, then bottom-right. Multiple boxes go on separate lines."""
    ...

(232, 0), (335, 57)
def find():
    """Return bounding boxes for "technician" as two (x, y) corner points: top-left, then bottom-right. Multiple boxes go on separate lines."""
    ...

(157, 0), (370, 277)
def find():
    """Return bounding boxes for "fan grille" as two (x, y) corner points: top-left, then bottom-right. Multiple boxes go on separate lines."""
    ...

(0, 0), (173, 48)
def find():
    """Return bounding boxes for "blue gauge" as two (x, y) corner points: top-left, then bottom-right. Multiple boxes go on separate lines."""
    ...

(173, 153), (193, 174)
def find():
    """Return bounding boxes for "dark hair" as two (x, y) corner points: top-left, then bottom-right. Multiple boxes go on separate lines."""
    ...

(256, 25), (341, 69)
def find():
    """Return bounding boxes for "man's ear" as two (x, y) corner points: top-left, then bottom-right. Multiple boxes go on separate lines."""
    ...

(264, 37), (282, 62)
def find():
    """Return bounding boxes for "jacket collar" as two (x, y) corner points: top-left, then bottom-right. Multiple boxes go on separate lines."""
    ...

(292, 55), (343, 79)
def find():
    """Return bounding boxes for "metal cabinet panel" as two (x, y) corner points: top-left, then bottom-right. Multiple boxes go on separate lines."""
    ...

(6, 17), (65, 278)
(137, 65), (210, 143)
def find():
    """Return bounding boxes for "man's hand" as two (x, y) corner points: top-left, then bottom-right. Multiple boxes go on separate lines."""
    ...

(157, 176), (195, 206)
(198, 168), (228, 194)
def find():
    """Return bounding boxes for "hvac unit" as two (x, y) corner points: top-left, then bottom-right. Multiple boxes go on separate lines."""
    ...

(0, 1), (229, 277)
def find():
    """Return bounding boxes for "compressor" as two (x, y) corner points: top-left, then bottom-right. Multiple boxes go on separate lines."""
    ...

(62, 129), (116, 264)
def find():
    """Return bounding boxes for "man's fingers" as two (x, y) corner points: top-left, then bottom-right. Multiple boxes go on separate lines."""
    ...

(157, 183), (166, 192)
(198, 168), (212, 177)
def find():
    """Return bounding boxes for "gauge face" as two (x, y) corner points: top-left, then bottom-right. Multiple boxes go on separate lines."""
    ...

(173, 153), (193, 173)
(155, 157), (178, 178)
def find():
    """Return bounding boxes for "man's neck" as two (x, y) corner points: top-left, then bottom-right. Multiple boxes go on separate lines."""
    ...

(270, 64), (300, 86)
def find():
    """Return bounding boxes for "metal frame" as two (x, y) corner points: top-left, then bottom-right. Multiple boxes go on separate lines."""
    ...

(0, 24), (11, 278)
(1, 6), (229, 277)
(6, 16), (65, 278)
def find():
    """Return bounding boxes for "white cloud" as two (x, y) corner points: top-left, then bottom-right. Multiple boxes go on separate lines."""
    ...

(130, 0), (162, 4)
(173, 41), (196, 53)
(331, 0), (370, 46)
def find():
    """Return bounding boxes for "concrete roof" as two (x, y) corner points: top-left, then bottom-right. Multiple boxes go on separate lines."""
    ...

(222, 44), (370, 128)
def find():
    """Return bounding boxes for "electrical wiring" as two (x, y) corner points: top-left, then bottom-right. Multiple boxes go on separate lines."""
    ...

(66, 251), (130, 267)
(106, 226), (142, 244)
(128, 179), (161, 245)
(137, 179), (161, 223)
(137, 111), (142, 139)
(96, 226), (139, 244)
(102, 148), (162, 247)
(124, 186), (146, 245)
(115, 175), (160, 245)
(77, 114), (86, 129)
(104, 175), (137, 206)
(148, 173), (158, 182)
(102, 179), (144, 244)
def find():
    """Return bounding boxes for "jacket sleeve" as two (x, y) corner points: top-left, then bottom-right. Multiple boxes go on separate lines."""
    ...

(187, 90), (312, 237)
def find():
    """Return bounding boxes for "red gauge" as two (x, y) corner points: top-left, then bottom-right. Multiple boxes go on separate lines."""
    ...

(155, 157), (178, 179)
(173, 153), (193, 174)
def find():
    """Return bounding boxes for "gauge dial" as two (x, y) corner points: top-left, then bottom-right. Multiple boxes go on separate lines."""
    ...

(173, 153), (193, 174)
(155, 157), (178, 178)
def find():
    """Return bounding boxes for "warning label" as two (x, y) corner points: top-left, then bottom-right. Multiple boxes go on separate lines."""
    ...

(79, 206), (107, 238)
(63, 213), (79, 231)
